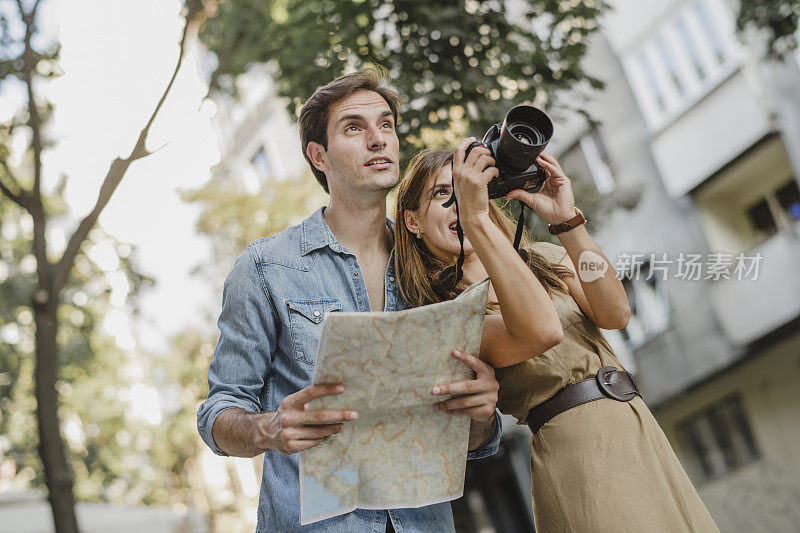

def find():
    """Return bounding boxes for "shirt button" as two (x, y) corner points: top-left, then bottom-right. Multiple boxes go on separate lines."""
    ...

(313, 310), (320, 317)
(389, 276), (395, 282)
(353, 272), (359, 277)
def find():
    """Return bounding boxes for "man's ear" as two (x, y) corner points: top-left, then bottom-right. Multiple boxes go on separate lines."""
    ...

(404, 209), (421, 235)
(306, 141), (329, 173)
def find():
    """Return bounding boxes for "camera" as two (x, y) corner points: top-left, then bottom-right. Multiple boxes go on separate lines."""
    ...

(466, 105), (553, 198)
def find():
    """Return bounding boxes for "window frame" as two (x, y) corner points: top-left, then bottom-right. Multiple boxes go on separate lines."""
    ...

(621, 0), (741, 132)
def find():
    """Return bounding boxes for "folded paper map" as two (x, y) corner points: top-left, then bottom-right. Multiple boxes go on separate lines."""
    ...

(299, 280), (490, 524)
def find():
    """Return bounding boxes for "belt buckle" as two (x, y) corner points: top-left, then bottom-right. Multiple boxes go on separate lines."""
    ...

(596, 366), (637, 401)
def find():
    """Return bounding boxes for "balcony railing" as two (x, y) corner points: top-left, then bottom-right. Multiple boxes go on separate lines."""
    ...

(709, 224), (800, 345)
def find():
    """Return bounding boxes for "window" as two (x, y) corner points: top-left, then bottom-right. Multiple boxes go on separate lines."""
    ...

(776, 180), (800, 221)
(251, 148), (272, 183)
(579, 130), (615, 194)
(675, 15), (706, 80)
(560, 130), (616, 195)
(678, 394), (759, 483)
(623, 0), (738, 129)
(619, 261), (671, 346)
(746, 179), (800, 238)
(656, 35), (686, 98)
(693, 0), (728, 65)
(746, 198), (778, 237)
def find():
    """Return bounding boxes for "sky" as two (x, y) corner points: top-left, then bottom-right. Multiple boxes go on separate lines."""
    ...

(10, 0), (223, 352)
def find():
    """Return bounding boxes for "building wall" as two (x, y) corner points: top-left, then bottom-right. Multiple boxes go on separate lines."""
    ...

(547, 2), (800, 530)
(652, 330), (800, 532)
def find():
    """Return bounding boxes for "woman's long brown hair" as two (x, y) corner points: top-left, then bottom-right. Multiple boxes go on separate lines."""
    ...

(394, 148), (572, 308)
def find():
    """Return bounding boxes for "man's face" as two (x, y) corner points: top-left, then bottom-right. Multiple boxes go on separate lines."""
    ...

(316, 90), (400, 196)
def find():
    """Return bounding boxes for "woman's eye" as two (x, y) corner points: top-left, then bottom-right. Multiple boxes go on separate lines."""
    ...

(434, 188), (449, 198)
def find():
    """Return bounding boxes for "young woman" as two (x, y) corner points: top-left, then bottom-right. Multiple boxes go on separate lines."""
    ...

(394, 140), (718, 532)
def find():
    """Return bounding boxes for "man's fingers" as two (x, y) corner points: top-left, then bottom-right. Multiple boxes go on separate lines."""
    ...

(452, 349), (493, 376)
(301, 409), (358, 425)
(284, 424), (343, 441)
(435, 393), (490, 411)
(285, 383), (344, 407)
(443, 406), (495, 421)
(287, 437), (330, 453)
(433, 380), (478, 397)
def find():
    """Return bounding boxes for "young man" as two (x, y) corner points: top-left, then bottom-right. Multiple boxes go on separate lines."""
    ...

(197, 68), (502, 532)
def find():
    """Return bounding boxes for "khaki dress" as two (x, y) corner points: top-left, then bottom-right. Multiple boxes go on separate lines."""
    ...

(493, 241), (718, 533)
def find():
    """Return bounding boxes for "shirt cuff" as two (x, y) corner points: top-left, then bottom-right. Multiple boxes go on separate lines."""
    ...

(466, 410), (502, 460)
(197, 400), (260, 457)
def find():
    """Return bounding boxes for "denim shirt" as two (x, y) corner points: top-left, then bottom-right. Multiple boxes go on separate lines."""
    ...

(197, 207), (501, 533)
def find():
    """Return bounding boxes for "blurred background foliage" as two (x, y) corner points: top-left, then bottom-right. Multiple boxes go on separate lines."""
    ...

(1, 0), (799, 531)
(199, 0), (608, 152)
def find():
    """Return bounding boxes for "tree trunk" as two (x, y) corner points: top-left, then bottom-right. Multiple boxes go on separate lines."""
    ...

(34, 295), (80, 533)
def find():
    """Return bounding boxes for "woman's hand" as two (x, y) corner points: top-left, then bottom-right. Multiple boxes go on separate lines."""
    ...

(505, 151), (575, 225)
(452, 137), (499, 227)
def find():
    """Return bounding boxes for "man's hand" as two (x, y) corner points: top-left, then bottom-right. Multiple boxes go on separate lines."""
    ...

(432, 349), (499, 421)
(256, 384), (358, 455)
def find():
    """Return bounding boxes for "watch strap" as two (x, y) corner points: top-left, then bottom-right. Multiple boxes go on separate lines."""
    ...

(548, 207), (586, 235)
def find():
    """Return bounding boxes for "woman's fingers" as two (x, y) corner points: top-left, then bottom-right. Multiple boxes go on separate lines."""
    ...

(538, 151), (560, 167)
(537, 155), (565, 178)
(464, 145), (491, 169)
(504, 189), (535, 204)
(454, 137), (476, 166)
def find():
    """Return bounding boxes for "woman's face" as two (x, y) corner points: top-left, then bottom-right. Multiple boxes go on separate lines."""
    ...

(406, 165), (474, 262)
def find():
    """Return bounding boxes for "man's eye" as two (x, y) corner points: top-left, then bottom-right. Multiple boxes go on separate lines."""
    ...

(382, 121), (394, 129)
(345, 124), (359, 132)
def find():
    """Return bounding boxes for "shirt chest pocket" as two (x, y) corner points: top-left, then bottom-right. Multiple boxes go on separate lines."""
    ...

(286, 299), (342, 365)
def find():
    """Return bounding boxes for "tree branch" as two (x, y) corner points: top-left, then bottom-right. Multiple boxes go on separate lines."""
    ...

(0, 159), (31, 209)
(53, 1), (203, 292)
(0, 173), (28, 209)
(14, 0), (42, 18)
(14, 0), (49, 271)
(19, 3), (43, 200)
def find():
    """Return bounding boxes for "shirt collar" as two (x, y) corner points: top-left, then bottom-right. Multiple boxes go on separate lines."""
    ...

(301, 206), (396, 256)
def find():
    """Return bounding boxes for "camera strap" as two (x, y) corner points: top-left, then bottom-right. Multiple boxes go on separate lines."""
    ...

(442, 168), (466, 285)
(443, 163), (528, 286)
(513, 204), (526, 251)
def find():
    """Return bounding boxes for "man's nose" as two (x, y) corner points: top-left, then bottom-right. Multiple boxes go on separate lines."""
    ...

(366, 125), (387, 150)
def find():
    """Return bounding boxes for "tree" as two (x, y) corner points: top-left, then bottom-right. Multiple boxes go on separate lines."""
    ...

(737, 0), (800, 59)
(0, 1), (203, 530)
(199, 0), (609, 149)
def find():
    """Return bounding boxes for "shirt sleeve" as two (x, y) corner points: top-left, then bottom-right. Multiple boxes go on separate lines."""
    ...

(466, 409), (503, 460)
(197, 245), (278, 456)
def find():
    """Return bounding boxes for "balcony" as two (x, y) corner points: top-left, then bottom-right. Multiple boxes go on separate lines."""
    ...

(709, 224), (800, 345)
(649, 70), (774, 198)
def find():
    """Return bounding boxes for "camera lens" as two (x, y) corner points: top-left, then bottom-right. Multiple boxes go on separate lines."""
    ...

(508, 123), (545, 146)
(496, 106), (553, 172)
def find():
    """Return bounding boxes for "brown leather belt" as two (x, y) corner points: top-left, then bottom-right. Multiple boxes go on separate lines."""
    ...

(525, 366), (641, 435)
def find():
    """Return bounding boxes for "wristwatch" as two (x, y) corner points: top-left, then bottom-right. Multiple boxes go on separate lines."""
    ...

(547, 207), (586, 235)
